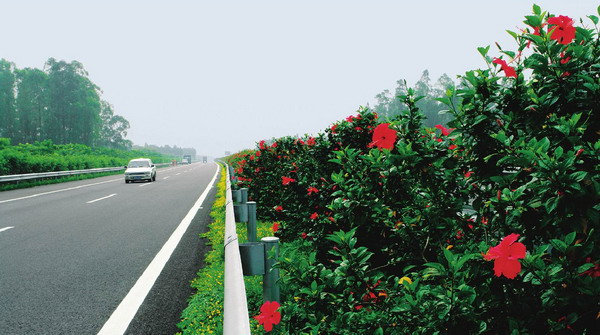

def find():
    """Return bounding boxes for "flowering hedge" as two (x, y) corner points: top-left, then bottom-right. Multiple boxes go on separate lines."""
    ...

(229, 6), (599, 334)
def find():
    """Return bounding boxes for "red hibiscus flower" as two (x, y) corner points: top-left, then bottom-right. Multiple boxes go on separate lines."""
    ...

(368, 123), (397, 150)
(331, 124), (338, 134)
(259, 140), (266, 150)
(271, 142), (278, 148)
(272, 222), (279, 233)
(492, 58), (517, 78)
(464, 171), (474, 178)
(301, 232), (308, 239)
(448, 144), (457, 150)
(310, 212), (319, 220)
(307, 186), (319, 195)
(484, 233), (527, 279)
(281, 176), (296, 185)
(434, 124), (455, 136)
(548, 15), (576, 45)
(274, 205), (283, 212)
(306, 137), (316, 146)
(254, 301), (281, 332)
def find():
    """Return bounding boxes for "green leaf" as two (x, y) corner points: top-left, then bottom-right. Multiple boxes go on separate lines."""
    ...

(545, 197), (559, 214)
(478, 46), (490, 58)
(525, 15), (542, 28)
(577, 263), (595, 274)
(565, 231), (576, 246)
(588, 15), (599, 25)
(533, 4), (541, 15)
(506, 30), (519, 39)
(570, 171), (587, 182)
(554, 146), (563, 159)
(443, 248), (455, 266)
(550, 239), (567, 254)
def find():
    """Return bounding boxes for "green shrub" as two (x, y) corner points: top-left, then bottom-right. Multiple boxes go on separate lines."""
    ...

(230, 6), (599, 334)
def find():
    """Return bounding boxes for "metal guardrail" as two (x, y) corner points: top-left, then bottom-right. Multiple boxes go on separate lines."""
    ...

(0, 163), (172, 183)
(222, 163), (252, 335)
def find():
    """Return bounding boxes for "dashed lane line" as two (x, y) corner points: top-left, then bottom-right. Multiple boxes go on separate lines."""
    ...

(86, 193), (117, 204)
(0, 226), (15, 233)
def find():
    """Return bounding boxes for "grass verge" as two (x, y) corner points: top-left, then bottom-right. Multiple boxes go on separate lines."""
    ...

(176, 164), (275, 334)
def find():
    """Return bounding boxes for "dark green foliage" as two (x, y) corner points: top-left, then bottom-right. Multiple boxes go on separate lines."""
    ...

(0, 58), (131, 149)
(0, 138), (172, 176)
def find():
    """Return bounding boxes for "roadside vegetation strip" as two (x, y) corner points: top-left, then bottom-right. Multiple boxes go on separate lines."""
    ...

(0, 138), (176, 191)
(176, 164), (272, 335)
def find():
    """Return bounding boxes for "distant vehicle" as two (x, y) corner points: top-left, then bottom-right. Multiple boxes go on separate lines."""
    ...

(124, 158), (156, 183)
(202, 156), (208, 163)
(183, 154), (192, 164)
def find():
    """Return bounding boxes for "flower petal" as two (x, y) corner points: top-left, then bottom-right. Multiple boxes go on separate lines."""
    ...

(501, 258), (522, 279)
(509, 242), (526, 259)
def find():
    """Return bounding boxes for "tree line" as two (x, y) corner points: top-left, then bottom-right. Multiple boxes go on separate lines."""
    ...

(0, 58), (131, 150)
(133, 143), (197, 159)
(369, 70), (457, 127)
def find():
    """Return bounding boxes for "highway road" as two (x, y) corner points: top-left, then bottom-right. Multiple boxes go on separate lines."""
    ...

(0, 162), (219, 334)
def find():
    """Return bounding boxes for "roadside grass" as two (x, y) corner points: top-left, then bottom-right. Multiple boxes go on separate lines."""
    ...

(176, 164), (275, 334)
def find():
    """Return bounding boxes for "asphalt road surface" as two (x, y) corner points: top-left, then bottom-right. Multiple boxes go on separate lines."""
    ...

(0, 162), (219, 334)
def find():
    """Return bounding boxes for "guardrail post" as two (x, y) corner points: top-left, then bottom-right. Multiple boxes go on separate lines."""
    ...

(261, 237), (280, 303)
(232, 189), (242, 203)
(238, 242), (265, 276)
(240, 188), (248, 203)
(246, 202), (257, 242)
(233, 188), (248, 223)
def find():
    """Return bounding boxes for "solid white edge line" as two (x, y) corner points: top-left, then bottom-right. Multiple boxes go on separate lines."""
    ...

(0, 226), (15, 233)
(86, 193), (117, 204)
(97, 163), (220, 335)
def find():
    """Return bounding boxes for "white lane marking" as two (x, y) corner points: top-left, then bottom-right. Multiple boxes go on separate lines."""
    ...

(176, 173), (181, 176)
(162, 176), (170, 180)
(97, 163), (220, 335)
(86, 193), (117, 204)
(0, 179), (121, 204)
(0, 226), (15, 233)
(138, 183), (151, 187)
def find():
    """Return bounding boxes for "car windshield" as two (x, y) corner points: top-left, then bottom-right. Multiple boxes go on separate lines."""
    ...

(129, 161), (150, 168)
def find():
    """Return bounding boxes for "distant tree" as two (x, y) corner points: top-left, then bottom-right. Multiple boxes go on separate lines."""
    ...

(370, 70), (457, 127)
(98, 100), (132, 150)
(15, 68), (49, 143)
(0, 59), (17, 139)
(133, 143), (196, 159)
(45, 58), (101, 145)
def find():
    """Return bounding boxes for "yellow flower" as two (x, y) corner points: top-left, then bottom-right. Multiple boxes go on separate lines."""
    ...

(446, 244), (453, 250)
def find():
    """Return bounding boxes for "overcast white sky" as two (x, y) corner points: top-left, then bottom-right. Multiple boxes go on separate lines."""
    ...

(2, 1), (598, 157)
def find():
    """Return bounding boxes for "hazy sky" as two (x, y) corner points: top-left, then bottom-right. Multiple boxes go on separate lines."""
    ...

(2, 1), (598, 157)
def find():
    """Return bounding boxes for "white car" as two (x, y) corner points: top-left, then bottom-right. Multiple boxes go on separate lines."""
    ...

(124, 158), (156, 183)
